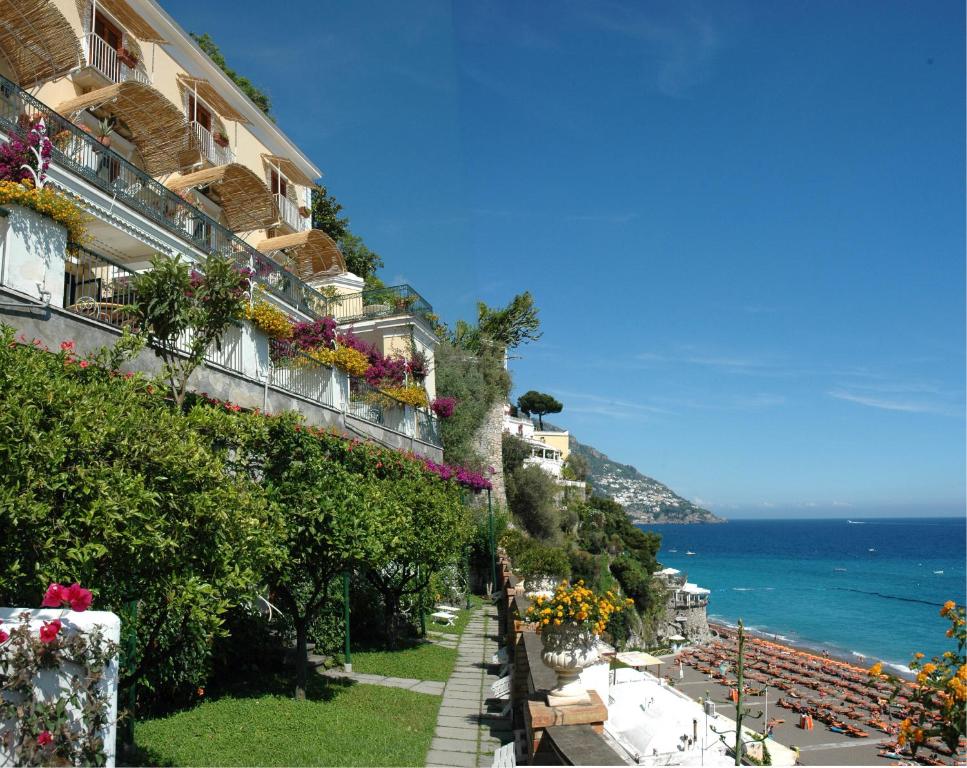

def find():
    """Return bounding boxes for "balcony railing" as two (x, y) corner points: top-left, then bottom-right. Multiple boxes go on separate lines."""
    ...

(58, 247), (440, 445)
(0, 73), (326, 317)
(85, 33), (150, 85)
(190, 121), (235, 166)
(329, 284), (434, 327)
(275, 193), (307, 231)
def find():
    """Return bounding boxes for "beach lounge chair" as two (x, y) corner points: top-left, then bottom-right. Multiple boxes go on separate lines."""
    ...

(489, 675), (512, 702)
(431, 611), (456, 626)
(491, 742), (515, 768)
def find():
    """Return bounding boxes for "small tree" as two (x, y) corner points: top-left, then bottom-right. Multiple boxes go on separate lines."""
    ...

(133, 254), (250, 408)
(260, 417), (385, 699)
(517, 390), (563, 429)
(364, 474), (468, 648)
(506, 464), (561, 541)
(562, 451), (588, 482)
(711, 620), (767, 765)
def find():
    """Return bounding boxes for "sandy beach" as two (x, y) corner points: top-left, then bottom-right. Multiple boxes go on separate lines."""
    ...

(660, 623), (965, 767)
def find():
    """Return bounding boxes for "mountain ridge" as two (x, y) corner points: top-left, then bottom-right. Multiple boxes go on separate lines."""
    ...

(568, 434), (725, 524)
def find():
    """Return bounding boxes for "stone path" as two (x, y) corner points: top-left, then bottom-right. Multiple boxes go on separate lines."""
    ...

(321, 668), (445, 695)
(426, 604), (513, 768)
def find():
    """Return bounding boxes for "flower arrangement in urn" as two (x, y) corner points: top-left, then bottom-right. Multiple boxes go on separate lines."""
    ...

(525, 581), (632, 706)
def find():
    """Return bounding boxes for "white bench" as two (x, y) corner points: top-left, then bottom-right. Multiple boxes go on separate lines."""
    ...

(431, 611), (456, 626)
(435, 604), (461, 613)
(489, 675), (512, 700)
(492, 742), (516, 768)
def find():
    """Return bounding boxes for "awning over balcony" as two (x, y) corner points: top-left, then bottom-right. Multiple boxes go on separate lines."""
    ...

(261, 154), (315, 187)
(176, 74), (247, 123)
(0, 0), (82, 88)
(255, 229), (346, 280)
(165, 164), (276, 232)
(57, 81), (186, 175)
(74, 0), (166, 42)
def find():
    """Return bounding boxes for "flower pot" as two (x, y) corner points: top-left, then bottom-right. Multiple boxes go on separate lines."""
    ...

(213, 135), (229, 148)
(98, 136), (111, 147)
(540, 625), (598, 706)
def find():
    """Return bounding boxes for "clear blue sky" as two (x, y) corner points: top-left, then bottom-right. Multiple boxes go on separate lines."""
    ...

(165, 0), (965, 518)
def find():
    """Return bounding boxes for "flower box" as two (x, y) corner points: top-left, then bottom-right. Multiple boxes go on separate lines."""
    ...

(118, 49), (138, 68)
(2, 204), (67, 307)
(213, 132), (230, 148)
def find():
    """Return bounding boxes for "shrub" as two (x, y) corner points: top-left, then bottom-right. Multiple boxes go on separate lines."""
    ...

(380, 384), (429, 409)
(506, 464), (561, 541)
(0, 181), (87, 247)
(430, 396), (456, 419)
(245, 297), (293, 339)
(514, 541), (571, 585)
(501, 433), (531, 476)
(0, 329), (281, 710)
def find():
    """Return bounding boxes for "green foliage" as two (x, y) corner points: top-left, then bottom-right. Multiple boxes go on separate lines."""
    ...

(339, 232), (384, 281)
(189, 33), (273, 118)
(310, 184), (349, 242)
(506, 464), (561, 541)
(346, 643), (457, 682)
(476, 291), (542, 351)
(0, 330), (280, 708)
(132, 254), (248, 407)
(517, 390), (563, 429)
(133, 677), (439, 767)
(562, 451), (588, 482)
(501, 433), (530, 476)
(434, 339), (509, 465)
(363, 473), (469, 647)
(609, 555), (653, 612)
(514, 541), (571, 584)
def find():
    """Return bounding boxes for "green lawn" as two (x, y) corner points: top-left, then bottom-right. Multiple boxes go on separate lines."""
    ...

(132, 677), (439, 767)
(345, 641), (456, 682)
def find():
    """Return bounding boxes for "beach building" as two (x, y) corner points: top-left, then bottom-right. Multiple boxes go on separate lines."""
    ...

(0, 0), (441, 456)
(655, 568), (712, 647)
(502, 405), (587, 500)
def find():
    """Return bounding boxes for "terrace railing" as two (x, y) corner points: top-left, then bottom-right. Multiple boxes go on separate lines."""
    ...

(329, 284), (434, 327)
(275, 192), (307, 232)
(84, 33), (151, 86)
(190, 121), (235, 166)
(0, 73), (326, 317)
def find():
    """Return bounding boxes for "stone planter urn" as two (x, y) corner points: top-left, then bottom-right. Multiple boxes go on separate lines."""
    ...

(540, 625), (599, 706)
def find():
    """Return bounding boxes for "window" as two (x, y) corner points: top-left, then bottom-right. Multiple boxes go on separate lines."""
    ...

(93, 10), (122, 51)
(186, 93), (212, 131)
(269, 169), (288, 197)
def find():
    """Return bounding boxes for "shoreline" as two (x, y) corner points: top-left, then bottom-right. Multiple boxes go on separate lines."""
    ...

(708, 619), (916, 680)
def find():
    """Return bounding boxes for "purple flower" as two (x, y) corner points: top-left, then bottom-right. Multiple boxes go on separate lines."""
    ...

(430, 397), (456, 419)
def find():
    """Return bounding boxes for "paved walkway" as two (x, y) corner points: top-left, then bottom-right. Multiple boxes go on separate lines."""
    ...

(427, 604), (512, 768)
(321, 667), (445, 695)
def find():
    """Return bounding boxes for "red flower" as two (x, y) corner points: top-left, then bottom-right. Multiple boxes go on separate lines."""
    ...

(66, 582), (93, 612)
(60, 340), (75, 352)
(79, 360), (89, 369)
(39, 619), (61, 644)
(37, 731), (53, 747)
(0, 628), (9, 644)
(41, 583), (66, 608)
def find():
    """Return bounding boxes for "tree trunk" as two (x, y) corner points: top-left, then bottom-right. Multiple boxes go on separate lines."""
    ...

(734, 619), (745, 766)
(384, 593), (401, 650)
(295, 618), (308, 701)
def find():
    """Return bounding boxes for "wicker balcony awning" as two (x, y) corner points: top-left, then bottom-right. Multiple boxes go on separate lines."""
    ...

(255, 229), (345, 280)
(165, 163), (275, 232)
(76, 0), (166, 42)
(57, 82), (186, 175)
(0, 0), (83, 88)
(177, 74), (247, 123)
(261, 153), (315, 188)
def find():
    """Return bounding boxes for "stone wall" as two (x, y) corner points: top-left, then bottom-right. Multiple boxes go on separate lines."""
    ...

(469, 399), (507, 508)
(659, 602), (712, 646)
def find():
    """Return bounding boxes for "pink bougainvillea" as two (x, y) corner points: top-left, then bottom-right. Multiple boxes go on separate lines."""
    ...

(39, 620), (61, 644)
(36, 731), (52, 747)
(430, 397), (457, 419)
(41, 582), (93, 612)
(0, 628), (9, 644)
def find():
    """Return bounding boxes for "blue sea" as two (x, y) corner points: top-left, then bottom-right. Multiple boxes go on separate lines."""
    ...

(644, 517), (966, 674)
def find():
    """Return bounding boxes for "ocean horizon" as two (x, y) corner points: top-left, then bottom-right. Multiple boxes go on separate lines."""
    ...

(643, 516), (966, 674)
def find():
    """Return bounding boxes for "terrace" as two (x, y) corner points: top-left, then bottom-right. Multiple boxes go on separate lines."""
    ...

(0, 74), (441, 451)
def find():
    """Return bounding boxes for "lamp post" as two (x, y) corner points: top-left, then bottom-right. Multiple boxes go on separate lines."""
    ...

(487, 488), (497, 593)
(343, 572), (352, 673)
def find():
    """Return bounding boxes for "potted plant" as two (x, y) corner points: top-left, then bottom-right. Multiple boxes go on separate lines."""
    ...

(94, 117), (115, 147)
(213, 130), (229, 148)
(525, 581), (632, 706)
(118, 47), (138, 68)
(392, 294), (417, 312)
(298, 205), (311, 218)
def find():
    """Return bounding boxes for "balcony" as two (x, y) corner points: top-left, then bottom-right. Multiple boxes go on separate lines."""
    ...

(190, 121), (235, 166)
(83, 33), (150, 86)
(0, 72), (328, 317)
(328, 284), (434, 327)
(275, 192), (308, 232)
(54, 246), (441, 447)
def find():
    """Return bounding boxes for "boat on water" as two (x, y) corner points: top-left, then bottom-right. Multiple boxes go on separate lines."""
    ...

(668, 549), (677, 553)
(834, 567), (847, 572)
(868, 548), (876, 552)
(686, 551), (696, 556)
(847, 520), (865, 524)
(934, 570), (944, 575)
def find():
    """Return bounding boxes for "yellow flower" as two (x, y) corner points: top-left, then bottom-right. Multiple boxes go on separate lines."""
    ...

(868, 662), (883, 677)
(913, 652), (924, 659)
(941, 600), (956, 616)
(245, 299), (293, 339)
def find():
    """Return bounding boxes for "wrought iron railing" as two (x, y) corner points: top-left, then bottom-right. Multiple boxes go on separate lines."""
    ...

(416, 408), (440, 445)
(329, 284), (434, 326)
(0, 73), (326, 317)
(63, 246), (138, 327)
(84, 33), (151, 86)
(190, 120), (235, 166)
(267, 338), (341, 410)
